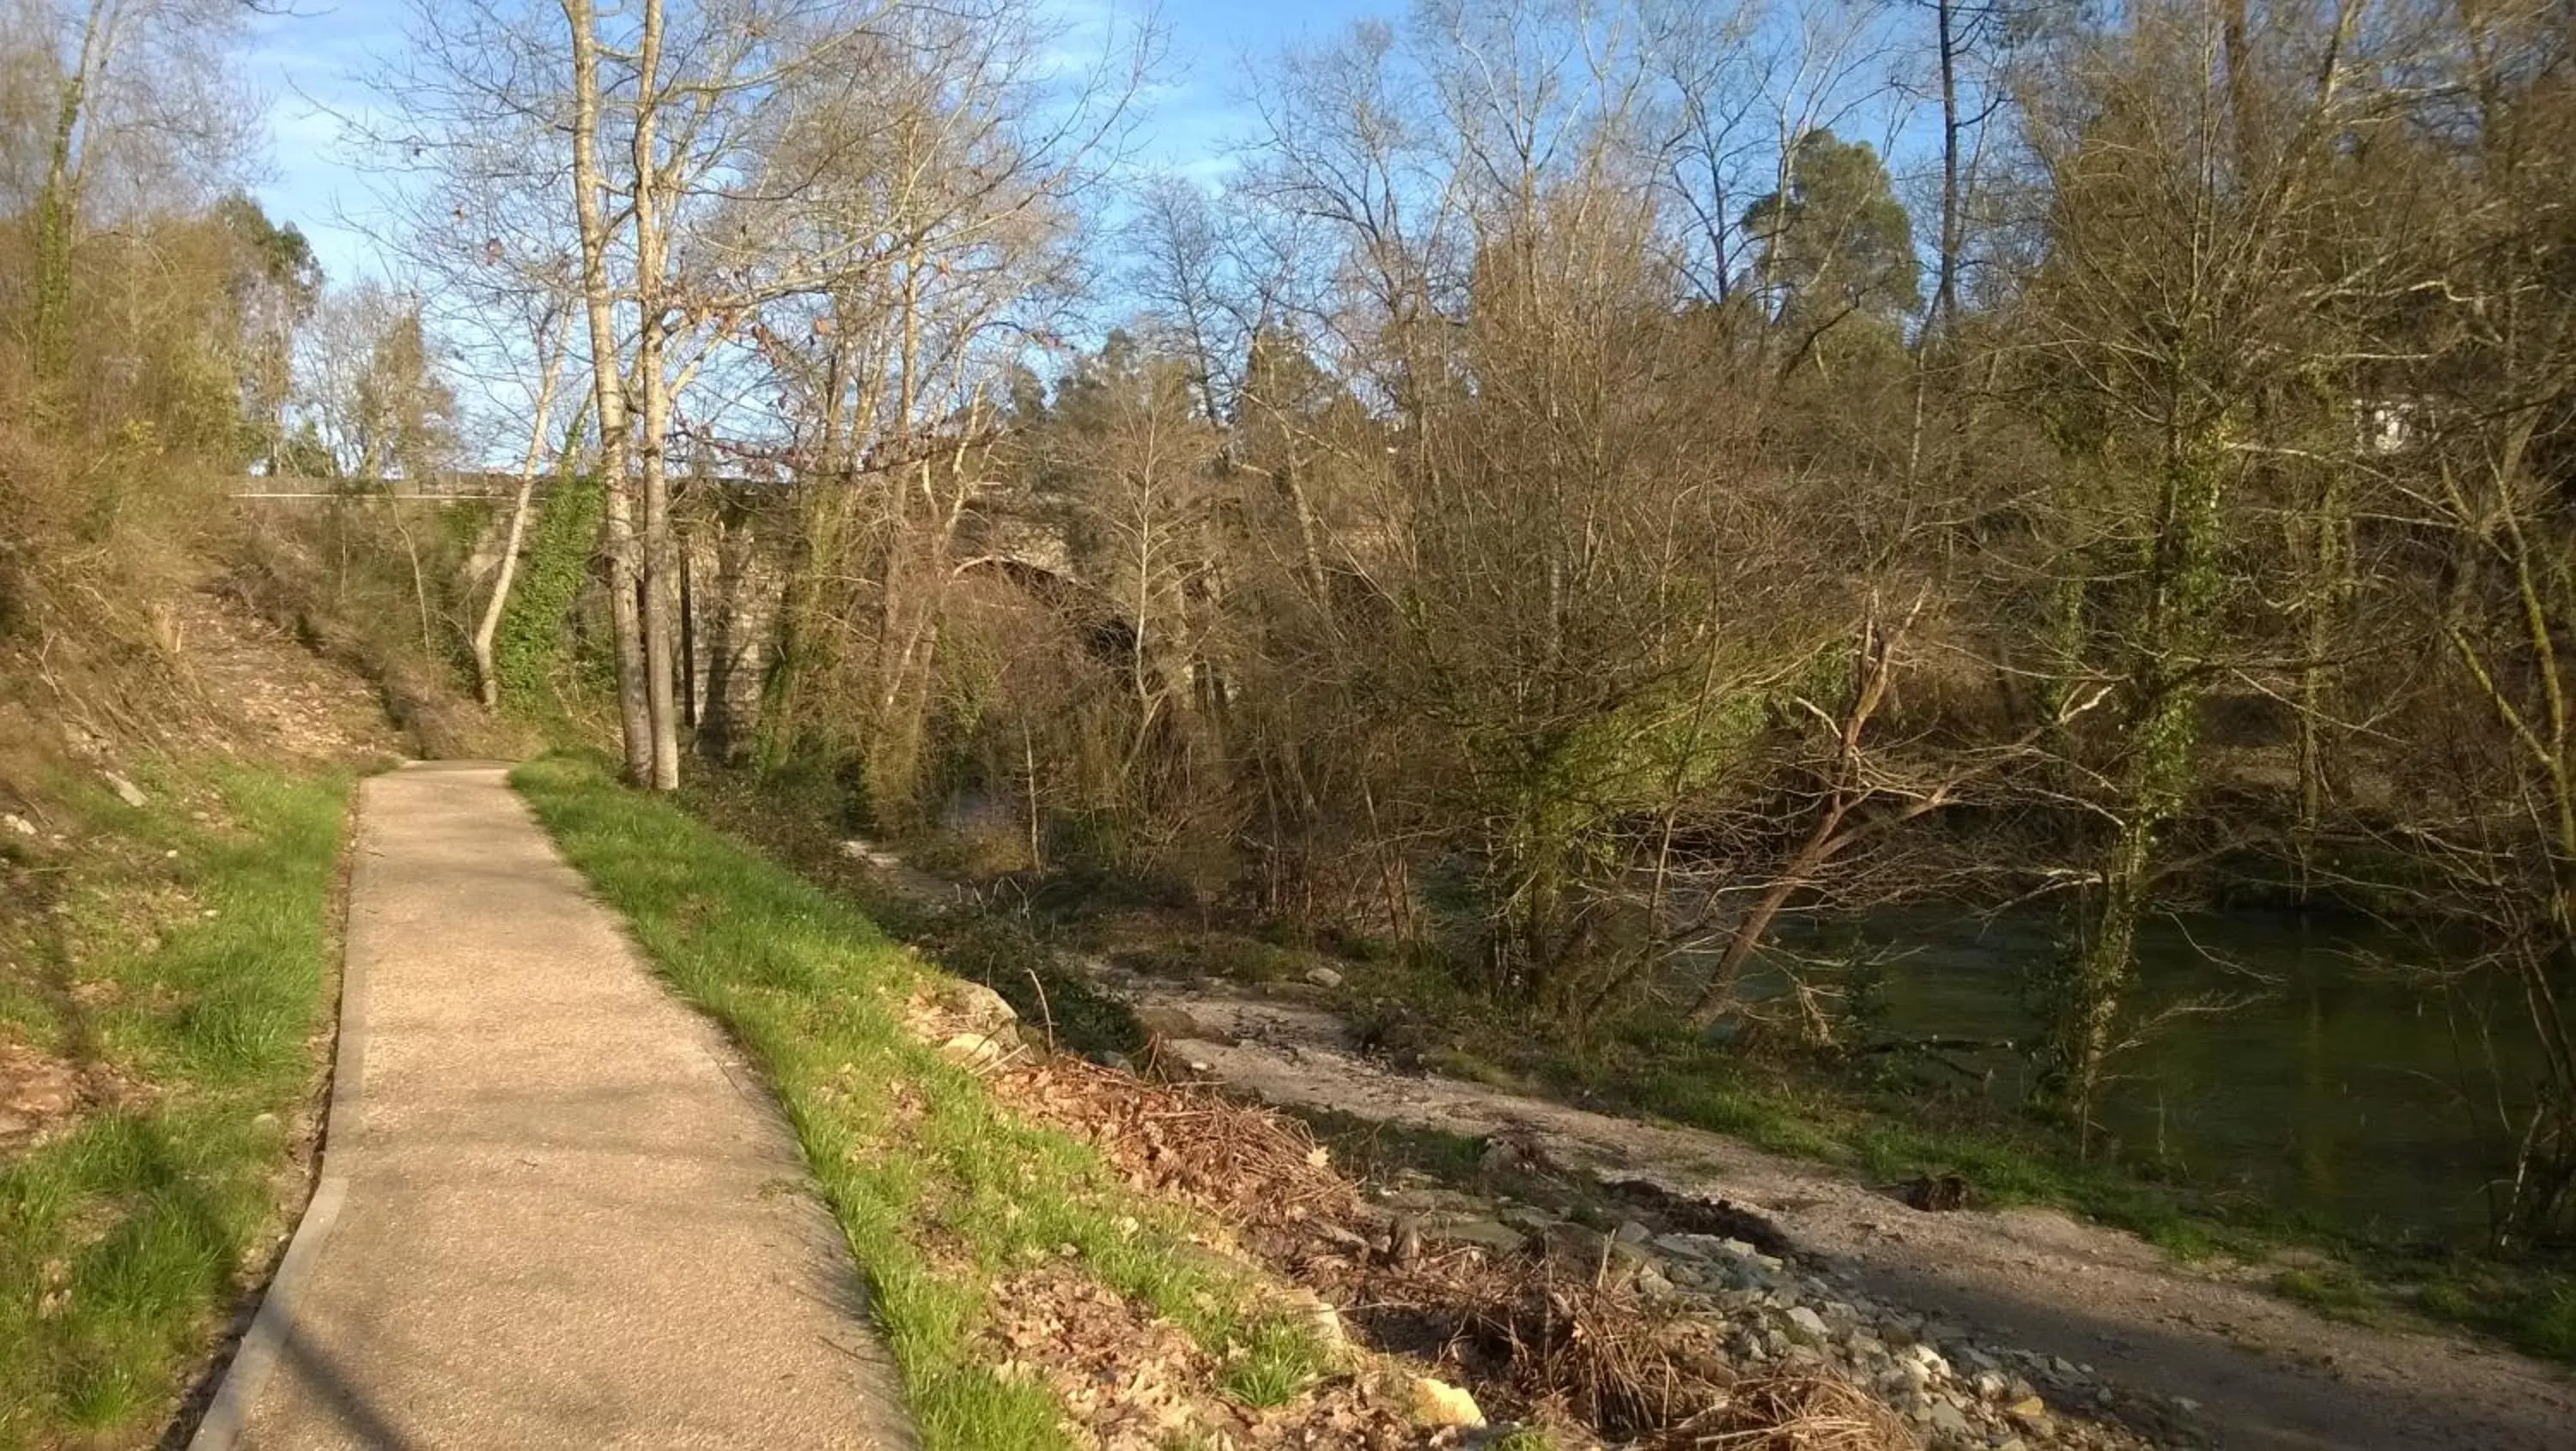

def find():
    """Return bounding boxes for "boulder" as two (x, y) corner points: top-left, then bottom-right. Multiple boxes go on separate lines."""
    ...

(935, 980), (1018, 1035)
(1303, 966), (1344, 989)
(938, 1033), (1008, 1068)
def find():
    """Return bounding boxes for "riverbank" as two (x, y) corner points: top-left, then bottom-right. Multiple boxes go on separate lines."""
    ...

(670, 772), (2576, 1448)
(756, 804), (2576, 1369)
(534, 749), (2171, 1450)
(1104, 968), (2574, 1450)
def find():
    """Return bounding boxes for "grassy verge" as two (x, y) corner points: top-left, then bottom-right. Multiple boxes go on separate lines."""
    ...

(0, 763), (351, 1450)
(510, 753), (1331, 1449)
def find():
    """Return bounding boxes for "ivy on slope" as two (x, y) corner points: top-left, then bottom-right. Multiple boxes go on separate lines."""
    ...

(490, 466), (603, 710)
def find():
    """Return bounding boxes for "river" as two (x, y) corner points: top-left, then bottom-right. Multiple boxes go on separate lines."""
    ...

(1758, 907), (2545, 1244)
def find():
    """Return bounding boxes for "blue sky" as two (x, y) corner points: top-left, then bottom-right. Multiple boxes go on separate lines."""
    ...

(246, 0), (1394, 288)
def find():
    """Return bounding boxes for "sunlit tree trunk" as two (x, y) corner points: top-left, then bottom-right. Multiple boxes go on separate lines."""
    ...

(559, 0), (652, 783)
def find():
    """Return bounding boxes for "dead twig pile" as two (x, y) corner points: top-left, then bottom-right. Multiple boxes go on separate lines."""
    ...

(979, 1047), (1918, 1451)
(1677, 1372), (1922, 1450)
(1003, 1053), (1365, 1252)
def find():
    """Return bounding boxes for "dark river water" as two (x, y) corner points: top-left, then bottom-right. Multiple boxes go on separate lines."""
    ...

(1758, 908), (2546, 1244)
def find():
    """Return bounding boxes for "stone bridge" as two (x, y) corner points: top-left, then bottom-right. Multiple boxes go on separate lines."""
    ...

(234, 471), (1082, 759)
(679, 482), (1079, 762)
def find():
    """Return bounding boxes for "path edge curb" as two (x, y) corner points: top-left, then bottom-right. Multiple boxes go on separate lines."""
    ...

(184, 771), (383, 1451)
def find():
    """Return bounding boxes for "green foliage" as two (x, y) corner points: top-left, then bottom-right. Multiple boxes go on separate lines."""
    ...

(493, 468), (605, 710)
(0, 765), (349, 1449)
(1744, 130), (1921, 337)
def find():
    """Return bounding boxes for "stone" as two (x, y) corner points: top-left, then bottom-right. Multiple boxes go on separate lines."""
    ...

(2174, 1396), (2202, 1414)
(1613, 1220), (1653, 1244)
(1085, 1050), (1135, 1072)
(938, 1032), (1008, 1067)
(2005, 1395), (2049, 1424)
(1973, 1372), (2007, 1401)
(1431, 1217), (1530, 1254)
(1905, 1343), (1952, 1380)
(1409, 1377), (1485, 1429)
(1633, 1264), (1678, 1298)
(3, 813), (33, 837)
(1929, 1399), (1974, 1441)
(1278, 1286), (1345, 1347)
(1303, 965), (1344, 989)
(1785, 1306), (1830, 1342)
(1722, 1260), (1777, 1292)
(1134, 1005), (1209, 1041)
(103, 772), (147, 809)
(1537, 1222), (1653, 1284)
(934, 980), (1018, 1035)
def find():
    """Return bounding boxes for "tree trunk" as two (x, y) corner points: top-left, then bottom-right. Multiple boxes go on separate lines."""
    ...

(631, 0), (682, 791)
(1930, 0), (1962, 340)
(473, 328), (570, 707)
(558, 0), (652, 784)
(33, 3), (107, 383)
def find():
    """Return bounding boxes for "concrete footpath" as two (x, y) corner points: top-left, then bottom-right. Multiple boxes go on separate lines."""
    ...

(195, 762), (914, 1450)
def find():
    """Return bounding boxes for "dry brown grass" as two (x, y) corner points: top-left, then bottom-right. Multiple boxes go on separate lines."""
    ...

(986, 1048), (1918, 1451)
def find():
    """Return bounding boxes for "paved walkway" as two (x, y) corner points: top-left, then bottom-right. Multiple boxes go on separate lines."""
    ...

(201, 762), (914, 1450)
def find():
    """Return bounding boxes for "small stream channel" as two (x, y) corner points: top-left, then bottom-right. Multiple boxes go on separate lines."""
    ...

(1754, 908), (2544, 1245)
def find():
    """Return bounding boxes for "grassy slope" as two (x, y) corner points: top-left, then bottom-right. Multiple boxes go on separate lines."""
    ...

(0, 764), (350, 1450)
(511, 753), (1330, 1450)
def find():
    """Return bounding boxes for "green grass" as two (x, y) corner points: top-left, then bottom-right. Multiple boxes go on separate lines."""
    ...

(511, 752), (1331, 1450)
(0, 764), (351, 1451)
(677, 771), (1149, 1065)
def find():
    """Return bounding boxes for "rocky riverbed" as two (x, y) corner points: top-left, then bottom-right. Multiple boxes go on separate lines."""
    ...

(1102, 968), (2576, 1451)
(1367, 1175), (2170, 1450)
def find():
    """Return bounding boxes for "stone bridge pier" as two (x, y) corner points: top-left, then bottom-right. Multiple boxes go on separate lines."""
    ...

(680, 487), (789, 762)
